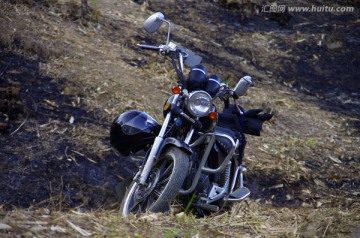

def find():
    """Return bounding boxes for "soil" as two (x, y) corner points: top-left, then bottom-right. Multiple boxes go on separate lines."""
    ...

(0, 0), (359, 236)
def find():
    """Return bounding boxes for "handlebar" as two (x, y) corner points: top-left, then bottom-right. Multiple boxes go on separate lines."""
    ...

(137, 42), (188, 57)
(137, 43), (176, 52)
(137, 43), (162, 51)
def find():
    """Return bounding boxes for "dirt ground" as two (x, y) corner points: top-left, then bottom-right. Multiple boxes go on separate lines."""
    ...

(0, 0), (359, 237)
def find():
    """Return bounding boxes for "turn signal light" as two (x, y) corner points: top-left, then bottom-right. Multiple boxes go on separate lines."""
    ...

(208, 111), (218, 120)
(172, 86), (181, 94)
(163, 102), (171, 111)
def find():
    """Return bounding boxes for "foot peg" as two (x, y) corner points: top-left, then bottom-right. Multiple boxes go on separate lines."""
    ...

(227, 187), (250, 201)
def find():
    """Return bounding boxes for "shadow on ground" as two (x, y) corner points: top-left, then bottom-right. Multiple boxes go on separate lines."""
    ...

(0, 47), (128, 210)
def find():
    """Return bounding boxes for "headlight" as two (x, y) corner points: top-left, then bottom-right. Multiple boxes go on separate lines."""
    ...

(187, 91), (212, 117)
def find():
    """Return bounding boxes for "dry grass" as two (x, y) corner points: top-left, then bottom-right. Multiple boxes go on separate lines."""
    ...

(0, 0), (359, 237)
(1, 201), (359, 237)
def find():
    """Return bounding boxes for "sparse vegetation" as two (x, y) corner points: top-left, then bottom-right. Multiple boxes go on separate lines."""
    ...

(0, 0), (359, 237)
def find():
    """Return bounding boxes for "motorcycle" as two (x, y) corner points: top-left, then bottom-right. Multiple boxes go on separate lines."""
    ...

(110, 12), (272, 217)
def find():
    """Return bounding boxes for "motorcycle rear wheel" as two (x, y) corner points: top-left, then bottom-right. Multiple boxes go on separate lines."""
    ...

(120, 147), (190, 216)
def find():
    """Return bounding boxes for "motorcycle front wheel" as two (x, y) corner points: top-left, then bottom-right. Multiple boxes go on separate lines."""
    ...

(120, 147), (190, 216)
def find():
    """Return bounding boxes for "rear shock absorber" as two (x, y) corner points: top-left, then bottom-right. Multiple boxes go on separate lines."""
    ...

(219, 161), (231, 189)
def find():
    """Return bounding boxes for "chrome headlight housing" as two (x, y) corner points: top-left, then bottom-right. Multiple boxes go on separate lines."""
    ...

(187, 91), (212, 117)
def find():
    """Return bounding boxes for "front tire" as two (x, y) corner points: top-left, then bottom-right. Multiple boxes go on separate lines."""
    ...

(120, 147), (190, 216)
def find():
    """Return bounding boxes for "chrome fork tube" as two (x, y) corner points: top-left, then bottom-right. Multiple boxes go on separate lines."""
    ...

(184, 127), (194, 144)
(138, 94), (180, 185)
(184, 116), (198, 144)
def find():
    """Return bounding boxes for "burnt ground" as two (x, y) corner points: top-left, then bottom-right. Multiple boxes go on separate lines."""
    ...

(0, 48), (129, 209)
(0, 0), (359, 236)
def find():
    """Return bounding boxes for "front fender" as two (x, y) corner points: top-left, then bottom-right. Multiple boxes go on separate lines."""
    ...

(159, 137), (193, 155)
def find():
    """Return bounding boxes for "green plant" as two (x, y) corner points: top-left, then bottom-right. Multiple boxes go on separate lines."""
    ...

(305, 139), (317, 147)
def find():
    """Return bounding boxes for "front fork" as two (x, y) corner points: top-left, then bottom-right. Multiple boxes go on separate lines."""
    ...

(137, 94), (195, 185)
(138, 111), (170, 185)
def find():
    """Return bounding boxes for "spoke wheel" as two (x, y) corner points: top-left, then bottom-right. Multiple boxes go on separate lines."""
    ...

(120, 147), (189, 216)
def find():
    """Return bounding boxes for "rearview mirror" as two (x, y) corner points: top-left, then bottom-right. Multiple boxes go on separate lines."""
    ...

(144, 12), (165, 33)
(233, 76), (252, 97)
